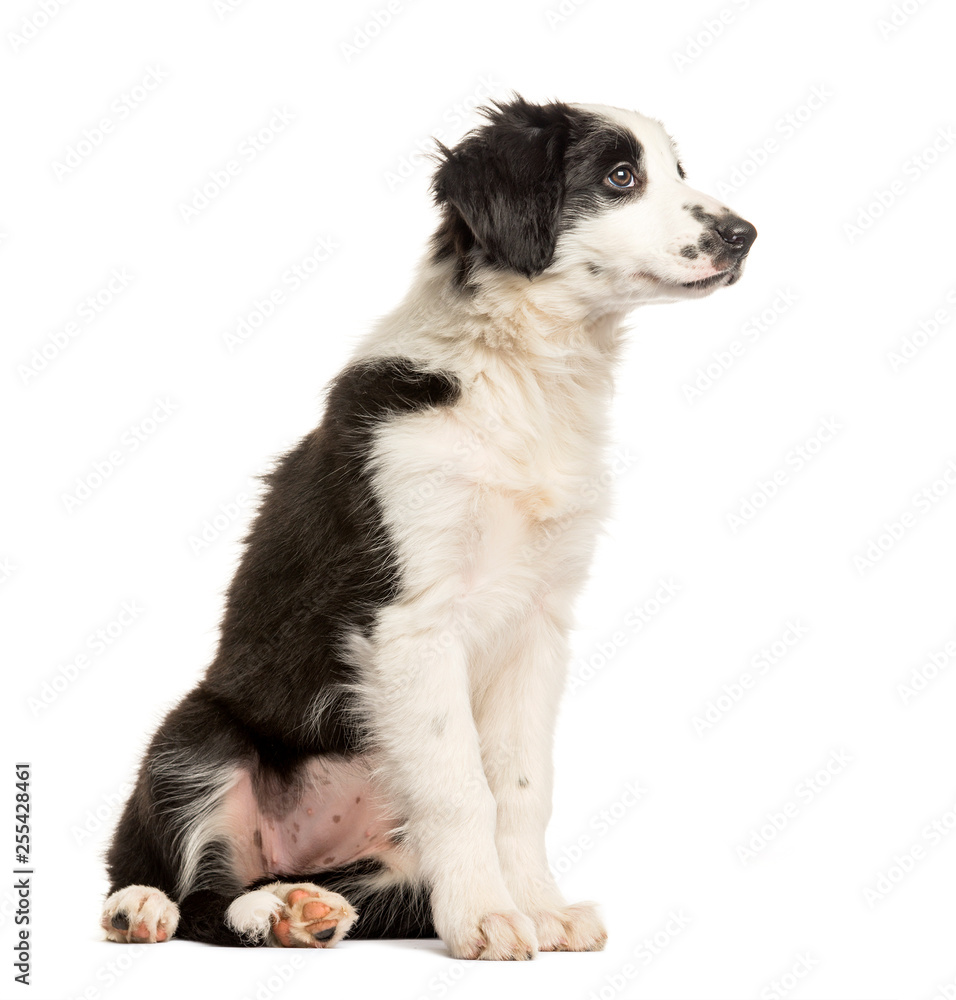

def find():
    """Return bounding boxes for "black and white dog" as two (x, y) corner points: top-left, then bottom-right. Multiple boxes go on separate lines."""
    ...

(102, 97), (755, 959)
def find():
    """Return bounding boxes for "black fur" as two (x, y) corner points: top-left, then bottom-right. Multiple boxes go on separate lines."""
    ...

(106, 689), (254, 905)
(431, 96), (645, 285)
(106, 94), (754, 953)
(106, 99), (653, 945)
(106, 357), (459, 944)
(432, 97), (573, 281)
(202, 356), (460, 757)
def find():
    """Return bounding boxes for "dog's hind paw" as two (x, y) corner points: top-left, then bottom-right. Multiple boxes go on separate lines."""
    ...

(227, 882), (357, 948)
(102, 885), (180, 943)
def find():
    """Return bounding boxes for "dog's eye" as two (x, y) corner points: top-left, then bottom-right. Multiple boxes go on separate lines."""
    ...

(606, 166), (636, 189)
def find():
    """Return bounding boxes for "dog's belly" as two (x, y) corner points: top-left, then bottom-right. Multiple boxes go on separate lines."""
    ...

(223, 756), (399, 882)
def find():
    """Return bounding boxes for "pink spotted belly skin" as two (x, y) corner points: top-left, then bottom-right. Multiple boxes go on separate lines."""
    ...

(223, 756), (401, 882)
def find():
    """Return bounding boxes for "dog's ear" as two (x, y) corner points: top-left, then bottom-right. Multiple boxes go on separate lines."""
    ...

(432, 99), (569, 279)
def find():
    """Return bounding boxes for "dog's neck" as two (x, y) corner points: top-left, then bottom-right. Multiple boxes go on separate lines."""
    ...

(359, 255), (629, 389)
(468, 267), (628, 357)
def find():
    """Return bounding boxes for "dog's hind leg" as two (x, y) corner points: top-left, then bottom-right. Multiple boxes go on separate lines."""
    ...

(218, 857), (434, 946)
(105, 688), (375, 948)
(103, 689), (254, 945)
(284, 858), (435, 940)
(221, 882), (357, 948)
(101, 885), (180, 943)
(105, 884), (355, 948)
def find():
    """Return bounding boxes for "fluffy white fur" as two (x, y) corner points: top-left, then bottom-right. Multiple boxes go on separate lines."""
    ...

(102, 102), (751, 959)
(225, 888), (285, 942)
(101, 885), (180, 943)
(226, 883), (358, 948)
(340, 105), (744, 957)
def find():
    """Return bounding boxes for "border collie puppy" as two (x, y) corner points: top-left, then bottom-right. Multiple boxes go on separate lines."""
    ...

(102, 97), (755, 960)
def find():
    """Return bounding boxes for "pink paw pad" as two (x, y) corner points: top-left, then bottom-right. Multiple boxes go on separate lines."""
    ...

(268, 884), (355, 948)
(101, 886), (179, 944)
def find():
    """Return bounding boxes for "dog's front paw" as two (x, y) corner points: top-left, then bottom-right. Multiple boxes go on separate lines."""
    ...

(444, 910), (538, 961)
(532, 901), (606, 952)
(101, 885), (180, 943)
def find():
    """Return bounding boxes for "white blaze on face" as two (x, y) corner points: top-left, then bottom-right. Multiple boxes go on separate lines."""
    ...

(554, 103), (742, 308)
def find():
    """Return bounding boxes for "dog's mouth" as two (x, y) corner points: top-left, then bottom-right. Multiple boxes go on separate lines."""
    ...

(679, 268), (737, 290)
(641, 262), (743, 295)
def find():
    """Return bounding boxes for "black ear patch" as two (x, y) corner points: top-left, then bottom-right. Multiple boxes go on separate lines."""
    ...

(431, 97), (574, 281)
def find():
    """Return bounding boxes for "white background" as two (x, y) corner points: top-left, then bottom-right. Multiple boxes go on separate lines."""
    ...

(3, 0), (955, 998)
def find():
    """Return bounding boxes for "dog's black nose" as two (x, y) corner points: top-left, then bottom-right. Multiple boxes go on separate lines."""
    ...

(715, 216), (757, 255)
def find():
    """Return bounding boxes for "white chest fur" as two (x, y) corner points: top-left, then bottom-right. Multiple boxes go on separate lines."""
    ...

(368, 348), (615, 643)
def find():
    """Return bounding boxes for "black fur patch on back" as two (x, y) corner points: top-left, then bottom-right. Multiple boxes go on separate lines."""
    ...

(431, 96), (644, 285)
(200, 357), (461, 757)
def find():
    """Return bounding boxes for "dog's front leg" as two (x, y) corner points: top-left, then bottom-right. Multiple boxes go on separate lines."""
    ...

(473, 604), (608, 952)
(360, 604), (538, 960)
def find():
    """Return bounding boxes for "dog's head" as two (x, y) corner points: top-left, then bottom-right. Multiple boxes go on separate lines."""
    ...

(432, 97), (756, 309)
